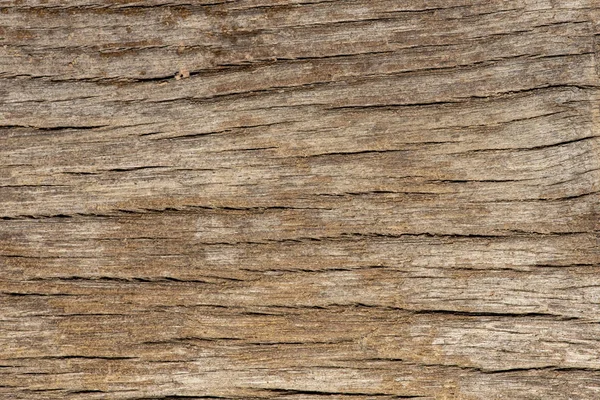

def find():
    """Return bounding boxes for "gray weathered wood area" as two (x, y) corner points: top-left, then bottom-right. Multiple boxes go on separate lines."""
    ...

(1, 0), (600, 398)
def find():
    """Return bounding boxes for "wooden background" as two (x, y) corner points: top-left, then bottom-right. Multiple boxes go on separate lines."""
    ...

(1, 0), (600, 399)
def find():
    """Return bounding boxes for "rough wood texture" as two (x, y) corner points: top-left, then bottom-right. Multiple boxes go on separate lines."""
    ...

(1, 0), (600, 399)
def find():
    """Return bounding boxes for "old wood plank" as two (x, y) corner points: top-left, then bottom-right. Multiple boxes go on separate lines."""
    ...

(1, 0), (599, 399)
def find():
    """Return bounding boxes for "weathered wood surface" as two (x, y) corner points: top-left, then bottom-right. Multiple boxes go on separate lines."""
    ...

(1, 0), (600, 399)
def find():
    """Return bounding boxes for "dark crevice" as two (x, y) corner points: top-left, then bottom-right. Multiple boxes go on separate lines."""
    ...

(8, 355), (137, 360)
(212, 146), (279, 153)
(102, 165), (171, 172)
(248, 265), (390, 274)
(0, 204), (330, 220)
(327, 84), (597, 111)
(321, 100), (461, 112)
(412, 309), (579, 320)
(25, 276), (212, 284)
(324, 303), (580, 320)
(293, 148), (409, 159)
(52, 313), (131, 317)
(0, 184), (67, 188)
(62, 171), (99, 176)
(142, 337), (243, 345)
(2, 254), (100, 259)
(150, 121), (295, 140)
(427, 178), (534, 183)
(262, 388), (420, 397)
(475, 191), (600, 203)
(1, 214), (76, 220)
(531, 20), (591, 30)
(531, 263), (599, 269)
(446, 364), (600, 374)
(67, 390), (110, 394)
(0, 124), (108, 131)
(316, 190), (438, 197)
(1, 292), (76, 297)
(129, 396), (234, 400)
(167, 302), (582, 322)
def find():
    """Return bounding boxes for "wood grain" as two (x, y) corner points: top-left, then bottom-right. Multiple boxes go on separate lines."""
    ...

(1, 0), (600, 399)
